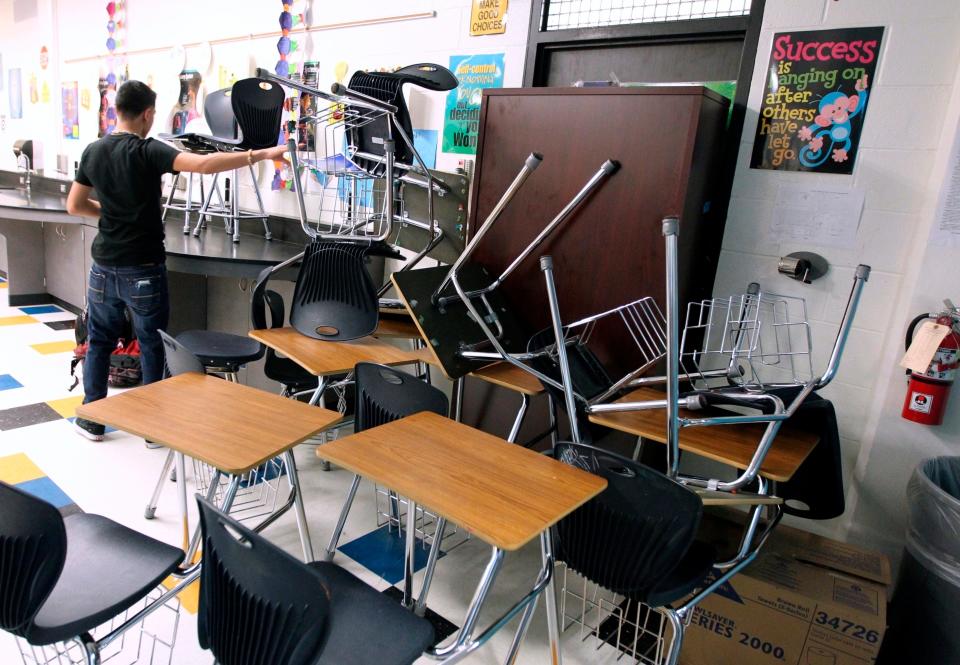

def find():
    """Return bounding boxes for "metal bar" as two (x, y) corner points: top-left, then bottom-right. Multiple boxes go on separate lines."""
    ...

(506, 394), (530, 443)
(663, 216), (681, 479)
(433, 153), (543, 303)
(67, 12), (437, 64)
(176, 452), (189, 551)
(541, 530), (563, 665)
(285, 449), (315, 562)
(144, 449), (175, 520)
(331, 81), (399, 114)
(287, 137), (315, 239)
(415, 516), (446, 616)
(542, 256), (581, 444)
(324, 474), (361, 561)
(817, 264), (870, 389)
(185, 469), (222, 562)
(403, 498), (418, 608)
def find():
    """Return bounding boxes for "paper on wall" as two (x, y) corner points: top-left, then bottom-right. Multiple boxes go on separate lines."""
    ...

(929, 116), (960, 247)
(768, 184), (864, 249)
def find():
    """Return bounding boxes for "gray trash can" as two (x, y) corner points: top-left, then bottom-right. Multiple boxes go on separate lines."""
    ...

(879, 457), (960, 664)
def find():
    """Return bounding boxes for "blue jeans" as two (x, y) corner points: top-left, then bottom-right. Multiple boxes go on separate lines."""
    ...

(82, 262), (169, 404)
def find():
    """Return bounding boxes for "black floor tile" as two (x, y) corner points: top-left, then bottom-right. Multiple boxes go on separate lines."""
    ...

(0, 402), (63, 430)
(381, 585), (460, 646)
(45, 319), (77, 331)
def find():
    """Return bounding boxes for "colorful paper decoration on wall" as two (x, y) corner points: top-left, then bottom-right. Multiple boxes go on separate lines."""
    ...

(442, 53), (504, 155)
(273, 0), (308, 191)
(99, 1), (127, 137)
(62, 82), (80, 139)
(39, 46), (49, 70)
(9, 68), (22, 119)
(470, 0), (508, 36)
(750, 27), (884, 174)
(171, 70), (202, 134)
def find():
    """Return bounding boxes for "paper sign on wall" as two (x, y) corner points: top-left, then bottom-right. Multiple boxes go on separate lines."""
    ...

(62, 82), (79, 139)
(768, 184), (864, 249)
(751, 27), (884, 173)
(470, 0), (508, 36)
(442, 53), (504, 155)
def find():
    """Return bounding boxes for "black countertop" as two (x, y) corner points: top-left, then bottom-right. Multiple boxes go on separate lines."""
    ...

(0, 170), (305, 275)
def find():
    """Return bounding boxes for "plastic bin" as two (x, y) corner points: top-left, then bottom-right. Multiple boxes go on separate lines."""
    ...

(879, 456), (960, 664)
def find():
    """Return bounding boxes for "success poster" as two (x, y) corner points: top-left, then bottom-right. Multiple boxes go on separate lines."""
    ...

(750, 27), (884, 174)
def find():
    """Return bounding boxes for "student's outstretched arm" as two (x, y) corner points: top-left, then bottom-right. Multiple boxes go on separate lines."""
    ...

(173, 145), (287, 175)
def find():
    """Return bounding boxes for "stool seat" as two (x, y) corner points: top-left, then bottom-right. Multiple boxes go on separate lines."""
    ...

(177, 330), (264, 367)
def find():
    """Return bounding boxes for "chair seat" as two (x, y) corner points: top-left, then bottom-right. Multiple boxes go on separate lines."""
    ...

(266, 354), (320, 392)
(646, 540), (717, 609)
(27, 514), (184, 645)
(177, 330), (264, 366)
(308, 561), (434, 665)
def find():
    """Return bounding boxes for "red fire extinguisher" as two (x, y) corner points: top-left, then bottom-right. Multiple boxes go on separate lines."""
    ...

(902, 306), (960, 426)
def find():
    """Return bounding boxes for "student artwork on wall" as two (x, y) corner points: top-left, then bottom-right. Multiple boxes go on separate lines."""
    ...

(750, 27), (884, 174)
(9, 68), (22, 119)
(62, 82), (79, 139)
(442, 53), (504, 155)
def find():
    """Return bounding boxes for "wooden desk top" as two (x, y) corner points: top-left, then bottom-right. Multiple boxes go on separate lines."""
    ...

(373, 317), (421, 340)
(77, 373), (341, 475)
(250, 327), (425, 377)
(470, 362), (545, 396)
(316, 412), (607, 550)
(587, 387), (819, 482)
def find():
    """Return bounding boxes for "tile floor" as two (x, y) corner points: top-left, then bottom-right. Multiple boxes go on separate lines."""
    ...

(0, 284), (634, 665)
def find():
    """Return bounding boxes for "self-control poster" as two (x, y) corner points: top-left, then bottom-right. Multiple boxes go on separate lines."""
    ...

(750, 27), (884, 173)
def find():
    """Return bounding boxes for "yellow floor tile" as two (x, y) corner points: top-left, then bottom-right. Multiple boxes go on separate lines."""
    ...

(0, 452), (46, 485)
(30, 340), (77, 355)
(0, 315), (37, 326)
(47, 395), (85, 419)
(0, 282), (7, 288)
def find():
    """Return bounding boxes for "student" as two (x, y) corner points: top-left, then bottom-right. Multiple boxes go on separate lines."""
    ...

(67, 80), (286, 441)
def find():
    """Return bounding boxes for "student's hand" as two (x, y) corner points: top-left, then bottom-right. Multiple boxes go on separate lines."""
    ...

(258, 145), (289, 163)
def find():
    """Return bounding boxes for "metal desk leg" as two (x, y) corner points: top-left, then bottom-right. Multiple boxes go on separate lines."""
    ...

(415, 517), (445, 616)
(452, 377), (465, 423)
(403, 498), (418, 608)
(231, 169), (241, 244)
(507, 394), (530, 443)
(324, 473), (361, 562)
(308, 378), (332, 471)
(548, 395), (558, 448)
(182, 172), (194, 235)
(144, 449), (175, 520)
(541, 530), (563, 665)
(176, 452), (189, 551)
(284, 449), (315, 562)
(185, 470), (222, 563)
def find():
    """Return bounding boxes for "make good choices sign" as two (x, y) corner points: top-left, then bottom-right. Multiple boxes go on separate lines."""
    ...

(750, 27), (884, 174)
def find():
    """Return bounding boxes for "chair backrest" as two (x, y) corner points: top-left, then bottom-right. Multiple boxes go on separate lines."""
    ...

(354, 363), (448, 432)
(158, 329), (205, 377)
(231, 78), (285, 150)
(346, 63), (457, 174)
(289, 240), (379, 341)
(251, 266), (302, 383)
(196, 497), (330, 665)
(203, 88), (238, 140)
(552, 442), (703, 602)
(0, 482), (67, 638)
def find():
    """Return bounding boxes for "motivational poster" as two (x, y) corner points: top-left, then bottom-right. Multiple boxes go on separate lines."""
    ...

(470, 0), (508, 36)
(442, 53), (504, 155)
(62, 82), (79, 139)
(750, 27), (884, 174)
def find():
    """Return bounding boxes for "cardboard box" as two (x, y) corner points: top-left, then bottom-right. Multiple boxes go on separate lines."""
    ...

(681, 516), (891, 665)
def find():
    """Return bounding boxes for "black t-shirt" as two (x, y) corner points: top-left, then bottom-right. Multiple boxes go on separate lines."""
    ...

(75, 133), (180, 266)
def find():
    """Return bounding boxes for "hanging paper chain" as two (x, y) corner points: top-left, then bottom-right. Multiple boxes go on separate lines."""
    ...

(100, 1), (126, 137)
(273, 0), (307, 191)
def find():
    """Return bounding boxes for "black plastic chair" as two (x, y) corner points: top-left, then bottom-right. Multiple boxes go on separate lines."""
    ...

(289, 239), (381, 341)
(324, 363), (448, 560)
(0, 481), (186, 661)
(197, 496), (433, 665)
(552, 442), (716, 662)
(347, 63), (457, 175)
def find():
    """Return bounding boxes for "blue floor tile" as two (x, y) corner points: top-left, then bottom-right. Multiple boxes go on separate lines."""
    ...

(17, 476), (76, 509)
(0, 374), (23, 391)
(339, 525), (443, 585)
(19, 305), (64, 315)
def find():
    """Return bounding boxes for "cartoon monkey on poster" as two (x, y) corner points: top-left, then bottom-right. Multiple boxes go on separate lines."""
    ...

(796, 74), (868, 167)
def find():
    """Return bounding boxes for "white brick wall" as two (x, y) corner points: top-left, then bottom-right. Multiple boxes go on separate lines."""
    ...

(717, 0), (960, 559)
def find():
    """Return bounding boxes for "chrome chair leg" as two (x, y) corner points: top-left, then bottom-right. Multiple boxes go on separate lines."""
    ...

(403, 498), (418, 608)
(415, 516), (446, 616)
(324, 473), (360, 561)
(182, 172), (194, 234)
(185, 470), (222, 563)
(80, 633), (101, 665)
(249, 163), (271, 240)
(144, 449), (175, 519)
(541, 530), (563, 665)
(285, 449), (314, 562)
(231, 169), (241, 243)
(161, 174), (177, 222)
(507, 394), (530, 443)
(193, 172), (219, 237)
(663, 609), (685, 665)
(548, 395), (558, 448)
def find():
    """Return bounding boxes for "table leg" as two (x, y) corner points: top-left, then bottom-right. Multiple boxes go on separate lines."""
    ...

(414, 516), (446, 616)
(185, 470), (221, 562)
(324, 473), (360, 562)
(452, 377), (465, 422)
(403, 498), (418, 608)
(541, 530), (563, 665)
(144, 449), (175, 520)
(507, 394), (530, 443)
(176, 452), (188, 551)
(308, 378), (331, 472)
(284, 449), (315, 562)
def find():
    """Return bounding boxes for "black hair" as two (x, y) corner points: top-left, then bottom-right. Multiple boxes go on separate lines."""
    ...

(115, 80), (157, 118)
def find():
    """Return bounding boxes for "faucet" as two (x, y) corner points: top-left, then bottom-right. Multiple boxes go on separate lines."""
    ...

(17, 154), (32, 193)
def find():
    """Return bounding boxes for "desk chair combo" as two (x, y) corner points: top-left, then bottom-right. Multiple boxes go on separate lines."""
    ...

(0, 482), (200, 665)
(162, 77), (284, 243)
